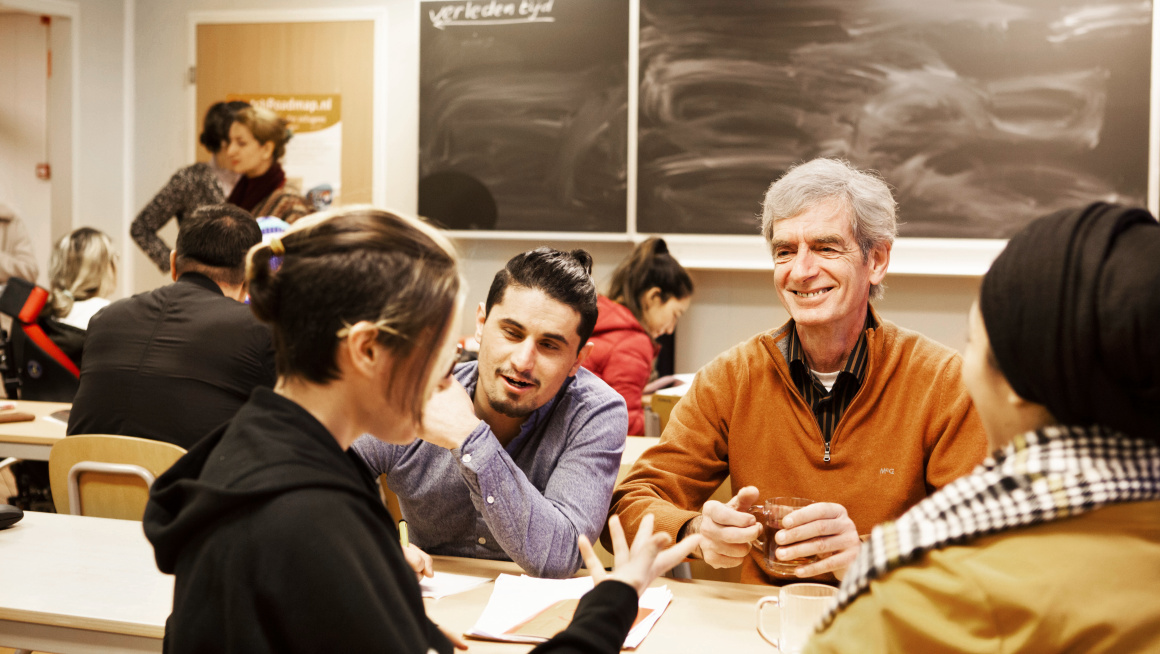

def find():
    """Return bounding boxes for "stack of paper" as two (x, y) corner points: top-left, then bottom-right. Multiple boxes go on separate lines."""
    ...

(419, 571), (492, 600)
(466, 574), (672, 649)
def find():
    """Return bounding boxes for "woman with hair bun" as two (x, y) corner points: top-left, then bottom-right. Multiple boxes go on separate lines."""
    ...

(583, 237), (693, 434)
(131, 100), (249, 272)
(225, 106), (312, 223)
(144, 207), (700, 654)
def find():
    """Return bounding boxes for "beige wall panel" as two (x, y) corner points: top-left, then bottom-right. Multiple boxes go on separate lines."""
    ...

(195, 20), (374, 204)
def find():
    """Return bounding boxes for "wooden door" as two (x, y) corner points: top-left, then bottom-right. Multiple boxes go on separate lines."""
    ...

(195, 20), (374, 205)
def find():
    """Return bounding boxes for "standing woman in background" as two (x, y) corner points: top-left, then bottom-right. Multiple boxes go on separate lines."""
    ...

(47, 227), (118, 330)
(583, 237), (693, 435)
(225, 107), (312, 223)
(131, 101), (249, 273)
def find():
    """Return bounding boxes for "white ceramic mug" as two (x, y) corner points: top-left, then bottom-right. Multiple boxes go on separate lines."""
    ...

(755, 583), (837, 652)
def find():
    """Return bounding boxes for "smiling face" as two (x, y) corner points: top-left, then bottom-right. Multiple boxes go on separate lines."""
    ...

(226, 122), (274, 178)
(473, 285), (588, 421)
(640, 288), (692, 338)
(770, 202), (888, 331)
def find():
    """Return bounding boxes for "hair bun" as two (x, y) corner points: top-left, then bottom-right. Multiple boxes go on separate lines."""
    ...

(568, 249), (593, 275)
(245, 245), (282, 324)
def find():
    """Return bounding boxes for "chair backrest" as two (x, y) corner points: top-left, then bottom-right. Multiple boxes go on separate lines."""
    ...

(48, 434), (187, 520)
(12, 320), (85, 401)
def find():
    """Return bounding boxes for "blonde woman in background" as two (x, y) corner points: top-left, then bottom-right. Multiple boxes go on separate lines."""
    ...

(48, 227), (118, 330)
(225, 107), (312, 223)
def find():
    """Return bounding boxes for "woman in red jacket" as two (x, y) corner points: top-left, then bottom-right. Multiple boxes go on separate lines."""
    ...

(585, 238), (693, 435)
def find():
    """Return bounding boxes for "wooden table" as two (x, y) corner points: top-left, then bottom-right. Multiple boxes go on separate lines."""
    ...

(425, 556), (774, 652)
(0, 510), (171, 654)
(0, 512), (776, 653)
(0, 401), (69, 461)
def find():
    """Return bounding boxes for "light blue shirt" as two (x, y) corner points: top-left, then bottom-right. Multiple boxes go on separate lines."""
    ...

(353, 361), (628, 578)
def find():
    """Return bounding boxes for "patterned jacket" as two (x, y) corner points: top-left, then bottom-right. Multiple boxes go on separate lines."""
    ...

(130, 163), (224, 272)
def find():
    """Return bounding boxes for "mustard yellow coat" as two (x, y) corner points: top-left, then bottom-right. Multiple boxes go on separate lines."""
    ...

(806, 501), (1160, 653)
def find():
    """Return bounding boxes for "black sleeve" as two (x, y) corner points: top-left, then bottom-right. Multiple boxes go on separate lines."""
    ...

(253, 491), (454, 654)
(530, 581), (639, 654)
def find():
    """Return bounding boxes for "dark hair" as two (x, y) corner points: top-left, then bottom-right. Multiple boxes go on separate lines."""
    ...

(233, 106), (292, 162)
(175, 204), (262, 286)
(247, 208), (460, 425)
(484, 247), (598, 350)
(606, 237), (693, 326)
(199, 101), (250, 154)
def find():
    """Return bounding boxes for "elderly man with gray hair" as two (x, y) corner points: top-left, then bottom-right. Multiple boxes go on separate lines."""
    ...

(609, 158), (987, 585)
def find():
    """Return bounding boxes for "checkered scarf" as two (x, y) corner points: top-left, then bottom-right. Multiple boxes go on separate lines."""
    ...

(819, 424), (1160, 628)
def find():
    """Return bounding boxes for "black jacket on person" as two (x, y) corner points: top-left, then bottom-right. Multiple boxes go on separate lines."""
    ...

(144, 387), (638, 654)
(67, 273), (275, 449)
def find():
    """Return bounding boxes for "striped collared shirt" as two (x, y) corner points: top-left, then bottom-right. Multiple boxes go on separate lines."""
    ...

(786, 311), (876, 461)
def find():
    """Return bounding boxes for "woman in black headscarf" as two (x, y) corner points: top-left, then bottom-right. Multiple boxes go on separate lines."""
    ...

(805, 202), (1160, 653)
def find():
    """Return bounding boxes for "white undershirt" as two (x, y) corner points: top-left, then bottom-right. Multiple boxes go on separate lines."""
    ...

(58, 297), (110, 330)
(810, 368), (841, 393)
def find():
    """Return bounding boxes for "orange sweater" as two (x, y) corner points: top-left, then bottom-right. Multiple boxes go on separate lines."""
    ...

(610, 314), (987, 584)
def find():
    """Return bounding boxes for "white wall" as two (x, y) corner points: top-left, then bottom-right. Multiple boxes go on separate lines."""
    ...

(130, 0), (981, 374)
(0, 11), (50, 285)
(48, 13), (73, 249)
(0, 0), (128, 292)
(73, 0), (128, 291)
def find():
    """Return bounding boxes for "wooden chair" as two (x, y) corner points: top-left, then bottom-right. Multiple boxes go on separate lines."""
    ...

(48, 434), (186, 520)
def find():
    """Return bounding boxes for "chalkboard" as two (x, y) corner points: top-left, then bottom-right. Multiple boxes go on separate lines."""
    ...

(419, 0), (630, 232)
(637, 0), (1151, 238)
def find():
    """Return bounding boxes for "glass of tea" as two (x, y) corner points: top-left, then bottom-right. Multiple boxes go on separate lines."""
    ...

(751, 496), (819, 576)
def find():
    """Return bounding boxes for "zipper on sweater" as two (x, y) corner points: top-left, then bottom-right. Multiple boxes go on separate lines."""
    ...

(824, 438), (831, 463)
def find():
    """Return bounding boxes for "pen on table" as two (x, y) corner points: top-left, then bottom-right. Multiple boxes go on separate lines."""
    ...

(399, 520), (409, 549)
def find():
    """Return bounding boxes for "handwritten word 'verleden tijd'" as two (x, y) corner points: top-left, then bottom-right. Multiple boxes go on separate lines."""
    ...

(429, 0), (555, 30)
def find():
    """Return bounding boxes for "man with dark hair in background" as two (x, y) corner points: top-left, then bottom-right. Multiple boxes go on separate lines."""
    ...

(68, 204), (275, 449)
(355, 247), (629, 578)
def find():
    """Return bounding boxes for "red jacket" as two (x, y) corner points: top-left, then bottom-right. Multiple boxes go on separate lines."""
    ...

(582, 296), (658, 435)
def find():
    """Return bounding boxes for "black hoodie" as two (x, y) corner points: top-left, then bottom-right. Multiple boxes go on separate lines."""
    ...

(144, 387), (453, 653)
(145, 387), (639, 654)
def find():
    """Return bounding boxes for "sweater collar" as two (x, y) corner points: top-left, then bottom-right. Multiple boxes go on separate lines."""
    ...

(780, 306), (878, 380)
(227, 162), (286, 213)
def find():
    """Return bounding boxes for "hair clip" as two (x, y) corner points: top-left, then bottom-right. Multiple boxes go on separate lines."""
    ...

(335, 319), (407, 340)
(269, 237), (285, 256)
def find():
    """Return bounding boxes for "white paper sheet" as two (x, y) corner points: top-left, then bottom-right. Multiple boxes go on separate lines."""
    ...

(419, 571), (493, 600)
(466, 573), (672, 649)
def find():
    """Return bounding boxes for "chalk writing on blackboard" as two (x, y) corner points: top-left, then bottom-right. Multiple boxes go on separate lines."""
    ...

(428, 0), (556, 30)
